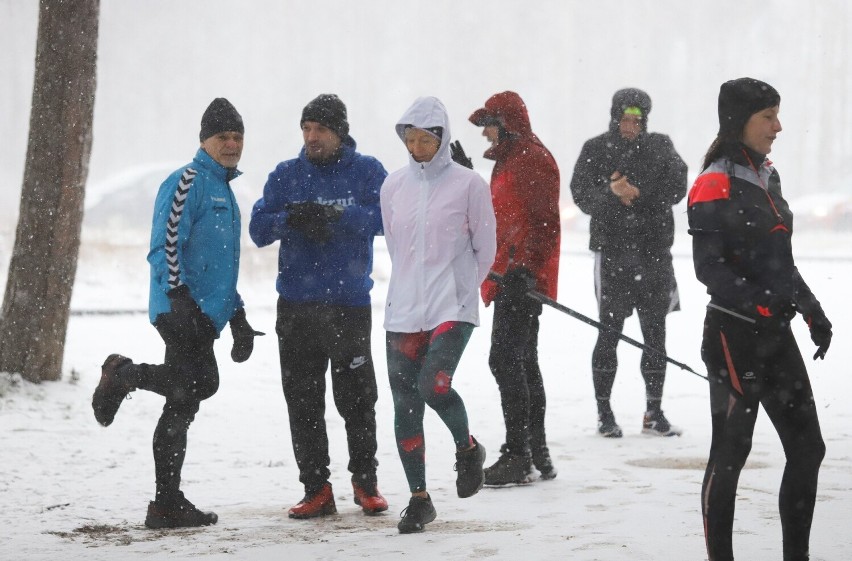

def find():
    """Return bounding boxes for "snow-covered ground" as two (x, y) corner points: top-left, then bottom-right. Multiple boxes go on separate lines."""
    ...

(1, 229), (850, 561)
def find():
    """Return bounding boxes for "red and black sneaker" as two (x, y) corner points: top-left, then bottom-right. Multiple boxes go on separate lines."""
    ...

(352, 480), (388, 515)
(92, 354), (134, 427)
(144, 491), (218, 529)
(288, 483), (337, 519)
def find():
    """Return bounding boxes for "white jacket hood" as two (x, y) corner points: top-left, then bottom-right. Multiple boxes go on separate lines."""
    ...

(380, 96), (497, 333)
(395, 96), (453, 180)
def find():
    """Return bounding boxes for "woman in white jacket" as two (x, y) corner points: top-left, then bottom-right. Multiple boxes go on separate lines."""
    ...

(381, 96), (497, 534)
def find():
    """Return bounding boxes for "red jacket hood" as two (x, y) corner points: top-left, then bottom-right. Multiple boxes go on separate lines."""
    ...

(469, 92), (548, 161)
(470, 91), (533, 136)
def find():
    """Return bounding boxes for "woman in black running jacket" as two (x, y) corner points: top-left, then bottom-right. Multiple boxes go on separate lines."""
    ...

(687, 78), (833, 561)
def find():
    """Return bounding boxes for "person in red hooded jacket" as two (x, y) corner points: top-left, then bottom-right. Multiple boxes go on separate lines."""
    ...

(462, 91), (561, 485)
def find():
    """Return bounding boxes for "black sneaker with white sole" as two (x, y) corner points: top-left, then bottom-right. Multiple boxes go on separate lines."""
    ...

(484, 445), (532, 486)
(642, 410), (682, 437)
(532, 446), (558, 481)
(597, 411), (623, 438)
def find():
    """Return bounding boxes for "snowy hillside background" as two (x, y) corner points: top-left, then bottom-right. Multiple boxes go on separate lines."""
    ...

(1, 1), (851, 560)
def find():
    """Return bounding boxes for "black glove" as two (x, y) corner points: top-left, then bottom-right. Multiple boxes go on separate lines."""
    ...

(286, 202), (322, 230)
(167, 285), (216, 340)
(229, 308), (265, 363)
(286, 202), (334, 244)
(320, 204), (344, 223)
(450, 140), (474, 169)
(806, 310), (832, 360)
(500, 267), (536, 299)
(754, 295), (797, 331)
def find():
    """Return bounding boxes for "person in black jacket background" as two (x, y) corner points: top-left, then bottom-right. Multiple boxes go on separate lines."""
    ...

(688, 77), (832, 561)
(570, 88), (687, 438)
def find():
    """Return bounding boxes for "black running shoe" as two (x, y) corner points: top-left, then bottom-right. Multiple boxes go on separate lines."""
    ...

(484, 445), (532, 486)
(597, 411), (623, 438)
(144, 491), (218, 529)
(454, 437), (486, 498)
(642, 410), (682, 437)
(532, 446), (558, 481)
(92, 354), (133, 427)
(397, 495), (437, 534)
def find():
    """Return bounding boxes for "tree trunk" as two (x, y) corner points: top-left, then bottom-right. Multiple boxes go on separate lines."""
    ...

(0, 0), (100, 383)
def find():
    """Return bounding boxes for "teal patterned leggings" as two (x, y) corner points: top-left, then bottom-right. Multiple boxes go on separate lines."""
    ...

(386, 321), (474, 493)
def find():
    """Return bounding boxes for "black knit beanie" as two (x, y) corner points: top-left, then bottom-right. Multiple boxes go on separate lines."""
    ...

(718, 78), (780, 136)
(301, 94), (349, 139)
(199, 98), (244, 141)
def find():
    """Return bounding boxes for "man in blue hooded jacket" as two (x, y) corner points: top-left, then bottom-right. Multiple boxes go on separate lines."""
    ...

(250, 94), (388, 518)
(93, 98), (262, 529)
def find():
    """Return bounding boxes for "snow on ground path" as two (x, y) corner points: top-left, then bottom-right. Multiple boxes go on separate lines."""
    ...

(1, 245), (850, 561)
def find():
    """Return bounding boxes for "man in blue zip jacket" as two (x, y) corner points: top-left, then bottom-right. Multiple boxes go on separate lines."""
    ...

(250, 94), (388, 518)
(92, 98), (262, 529)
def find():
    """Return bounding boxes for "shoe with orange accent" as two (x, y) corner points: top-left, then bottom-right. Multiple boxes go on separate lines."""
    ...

(352, 481), (388, 515)
(288, 483), (337, 519)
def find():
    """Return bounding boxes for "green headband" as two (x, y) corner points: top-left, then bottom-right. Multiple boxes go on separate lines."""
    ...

(623, 106), (643, 117)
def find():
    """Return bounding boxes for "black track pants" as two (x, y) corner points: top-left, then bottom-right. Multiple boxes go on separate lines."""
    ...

(276, 299), (379, 493)
(122, 312), (219, 502)
(488, 291), (547, 455)
(700, 308), (825, 561)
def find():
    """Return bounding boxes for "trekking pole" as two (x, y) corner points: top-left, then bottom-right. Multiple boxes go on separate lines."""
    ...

(488, 271), (710, 382)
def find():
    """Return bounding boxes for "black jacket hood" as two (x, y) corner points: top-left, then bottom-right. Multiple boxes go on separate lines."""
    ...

(609, 88), (652, 133)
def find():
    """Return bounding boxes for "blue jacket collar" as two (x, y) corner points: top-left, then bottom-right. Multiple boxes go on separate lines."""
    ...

(194, 148), (243, 182)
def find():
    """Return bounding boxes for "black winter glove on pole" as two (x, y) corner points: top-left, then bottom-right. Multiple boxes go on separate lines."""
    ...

(806, 310), (832, 360)
(501, 266), (536, 299)
(450, 140), (474, 169)
(229, 308), (265, 363)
